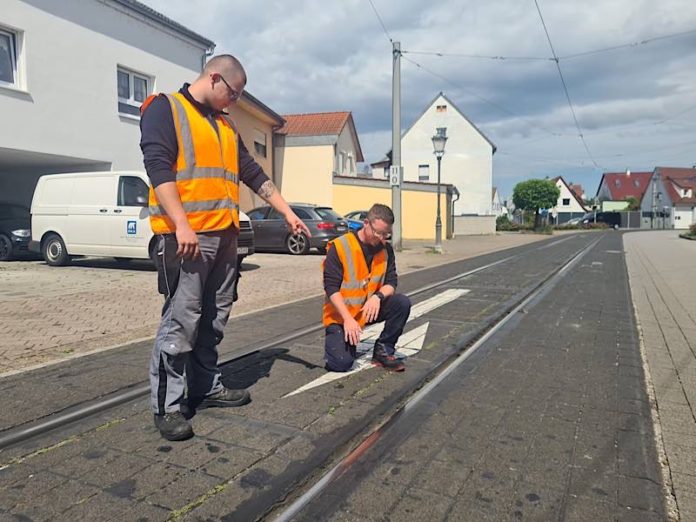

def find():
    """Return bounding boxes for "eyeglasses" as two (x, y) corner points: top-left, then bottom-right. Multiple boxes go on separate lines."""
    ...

(368, 220), (392, 240)
(218, 74), (242, 101)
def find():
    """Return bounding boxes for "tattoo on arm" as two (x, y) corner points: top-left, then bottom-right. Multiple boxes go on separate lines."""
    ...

(257, 180), (276, 199)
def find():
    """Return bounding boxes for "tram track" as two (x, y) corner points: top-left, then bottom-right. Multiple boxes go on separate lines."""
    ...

(0, 234), (596, 457)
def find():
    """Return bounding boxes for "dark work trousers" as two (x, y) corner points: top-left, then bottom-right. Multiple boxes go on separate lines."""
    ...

(149, 229), (238, 414)
(324, 293), (412, 372)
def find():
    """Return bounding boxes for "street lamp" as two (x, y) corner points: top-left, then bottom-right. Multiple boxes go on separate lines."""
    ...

(431, 127), (447, 253)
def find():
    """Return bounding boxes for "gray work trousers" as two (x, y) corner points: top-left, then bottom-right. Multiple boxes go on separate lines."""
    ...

(149, 229), (238, 414)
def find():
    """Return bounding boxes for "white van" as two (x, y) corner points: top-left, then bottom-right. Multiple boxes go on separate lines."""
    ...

(30, 171), (253, 266)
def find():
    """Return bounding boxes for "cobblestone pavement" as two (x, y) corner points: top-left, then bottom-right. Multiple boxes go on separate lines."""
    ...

(0, 233), (546, 375)
(294, 232), (669, 521)
(0, 233), (594, 521)
(625, 230), (696, 521)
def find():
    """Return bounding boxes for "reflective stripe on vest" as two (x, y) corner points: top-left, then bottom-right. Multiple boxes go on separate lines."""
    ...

(322, 233), (387, 328)
(147, 92), (240, 234)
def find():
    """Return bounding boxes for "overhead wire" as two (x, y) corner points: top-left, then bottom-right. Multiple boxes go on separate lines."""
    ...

(558, 28), (696, 60)
(401, 50), (551, 62)
(401, 54), (563, 138)
(367, 0), (393, 44)
(534, 0), (598, 167)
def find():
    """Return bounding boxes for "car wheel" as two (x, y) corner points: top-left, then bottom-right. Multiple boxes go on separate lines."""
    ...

(0, 234), (13, 261)
(42, 233), (70, 266)
(286, 232), (310, 255)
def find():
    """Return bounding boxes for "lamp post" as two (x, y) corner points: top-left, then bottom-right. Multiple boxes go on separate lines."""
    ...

(431, 127), (447, 253)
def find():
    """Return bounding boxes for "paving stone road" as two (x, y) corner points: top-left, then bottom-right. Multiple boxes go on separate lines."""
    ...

(0, 233), (545, 375)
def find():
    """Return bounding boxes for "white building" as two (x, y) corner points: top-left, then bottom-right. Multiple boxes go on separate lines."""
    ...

(491, 186), (507, 217)
(550, 176), (587, 224)
(640, 167), (696, 229)
(372, 92), (496, 217)
(1, 0), (215, 208)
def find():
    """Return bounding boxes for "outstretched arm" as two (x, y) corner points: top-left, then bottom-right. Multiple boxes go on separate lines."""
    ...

(256, 180), (311, 237)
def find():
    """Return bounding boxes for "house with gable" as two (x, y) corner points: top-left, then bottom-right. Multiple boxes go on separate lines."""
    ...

(273, 111), (363, 205)
(550, 176), (587, 224)
(640, 167), (696, 229)
(596, 170), (652, 211)
(0, 0), (285, 216)
(491, 186), (507, 217)
(371, 92), (496, 220)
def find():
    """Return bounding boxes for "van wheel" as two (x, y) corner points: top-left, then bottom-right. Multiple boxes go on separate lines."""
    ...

(0, 234), (13, 261)
(43, 234), (70, 266)
(286, 233), (310, 255)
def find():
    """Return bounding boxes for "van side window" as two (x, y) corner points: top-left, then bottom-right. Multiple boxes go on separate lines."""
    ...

(118, 176), (149, 207)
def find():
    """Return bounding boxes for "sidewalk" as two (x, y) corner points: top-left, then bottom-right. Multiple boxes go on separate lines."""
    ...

(0, 233), (546, 375)
(625, 230), (696, 521)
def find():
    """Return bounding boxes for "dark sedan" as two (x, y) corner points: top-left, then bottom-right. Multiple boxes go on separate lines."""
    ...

(0, 203), (31, 261)
(247, 204), (349, 255)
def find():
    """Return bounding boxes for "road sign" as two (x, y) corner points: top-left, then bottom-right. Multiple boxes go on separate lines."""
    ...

(389, 166), (402, 187)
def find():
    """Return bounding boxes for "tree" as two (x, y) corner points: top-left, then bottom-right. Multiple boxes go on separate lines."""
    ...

(512, 179), (561, 229)
(624, 196), (640, 211)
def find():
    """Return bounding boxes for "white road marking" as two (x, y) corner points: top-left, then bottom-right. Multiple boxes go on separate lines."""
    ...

(283, 289), (469, 397)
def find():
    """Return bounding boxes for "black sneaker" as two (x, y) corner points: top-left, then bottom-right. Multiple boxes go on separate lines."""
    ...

(200, 387), (251, 408)
(154, 411), (194, 441)
(372, 352), (406, 371)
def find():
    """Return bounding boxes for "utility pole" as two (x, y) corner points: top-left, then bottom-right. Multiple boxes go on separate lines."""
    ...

(651, 171), (659, 229)
(390, 41), (403, 251)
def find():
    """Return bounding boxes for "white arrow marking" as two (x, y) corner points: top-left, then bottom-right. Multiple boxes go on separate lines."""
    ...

(283, 289), (468, 397)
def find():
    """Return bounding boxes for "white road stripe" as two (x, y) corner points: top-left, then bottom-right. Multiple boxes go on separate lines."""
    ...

(283, 289), (469, 397)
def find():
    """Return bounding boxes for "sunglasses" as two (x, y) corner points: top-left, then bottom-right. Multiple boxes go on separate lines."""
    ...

(217, 74), (242, 101)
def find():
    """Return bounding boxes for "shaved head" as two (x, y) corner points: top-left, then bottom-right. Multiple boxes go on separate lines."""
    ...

(201, 54), (247, 85)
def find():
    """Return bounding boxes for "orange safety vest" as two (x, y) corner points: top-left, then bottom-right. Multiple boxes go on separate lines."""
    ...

(322, 233), (387, 328)
(143, 93), (240, 235)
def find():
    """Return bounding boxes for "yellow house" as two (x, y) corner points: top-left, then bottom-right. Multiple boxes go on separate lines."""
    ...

(274, 111), (364, 206)
(226, 92), (285, 211)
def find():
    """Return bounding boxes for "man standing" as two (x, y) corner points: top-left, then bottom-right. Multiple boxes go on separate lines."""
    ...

(322, 204), (412, 372)
(140, 55), (309, 441)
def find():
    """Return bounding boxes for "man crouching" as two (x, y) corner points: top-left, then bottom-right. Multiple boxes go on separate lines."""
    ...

(322, 204), (412, 372)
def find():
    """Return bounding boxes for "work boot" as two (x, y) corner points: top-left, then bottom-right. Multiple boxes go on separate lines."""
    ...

(154, 411), (194, 441)
(200, 387), (251, 408)
(372, 342), (405, 372)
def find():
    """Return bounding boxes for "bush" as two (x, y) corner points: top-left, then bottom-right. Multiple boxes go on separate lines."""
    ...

(690, 223), (696, 236)
(496, 216), (519, 231)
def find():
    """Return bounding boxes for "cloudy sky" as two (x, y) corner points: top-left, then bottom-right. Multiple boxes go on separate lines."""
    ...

(143, 0), (696, 200)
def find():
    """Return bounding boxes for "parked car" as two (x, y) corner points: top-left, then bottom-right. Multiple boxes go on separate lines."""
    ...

(0, 203), (31, 261)
(580, 211), (621, 229)
(344, 210), (367, 231)
(558, 216), (583, 227)
(247, 204), (349, 254)
(29, 171), (253, 266)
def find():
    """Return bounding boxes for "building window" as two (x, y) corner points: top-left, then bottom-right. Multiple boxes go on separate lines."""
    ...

(117, 67), (151, 117)
(436, 104), (447, 112)
(253, 129), (267, 158)
(347, 153), (355, 175)
(418, 164), (430, 181)
(0, 27), (19, 88)
(562, 198), (570, 206)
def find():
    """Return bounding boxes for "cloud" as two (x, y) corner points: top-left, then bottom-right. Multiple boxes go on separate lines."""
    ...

(142, 0), (696, 198)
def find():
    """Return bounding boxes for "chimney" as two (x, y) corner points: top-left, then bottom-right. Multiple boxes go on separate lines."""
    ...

(626, 169), (631, 176)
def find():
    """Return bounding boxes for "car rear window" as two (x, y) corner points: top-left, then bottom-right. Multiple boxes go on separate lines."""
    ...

(315, 207), (343, 220)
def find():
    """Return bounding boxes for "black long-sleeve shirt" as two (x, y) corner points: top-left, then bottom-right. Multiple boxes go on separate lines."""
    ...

(323, 231), (398, 297)
(139, 83), (270, 192)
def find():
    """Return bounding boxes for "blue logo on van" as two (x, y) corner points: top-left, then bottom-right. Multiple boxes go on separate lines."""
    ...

(127, 221), (137, 235)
